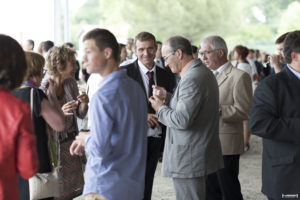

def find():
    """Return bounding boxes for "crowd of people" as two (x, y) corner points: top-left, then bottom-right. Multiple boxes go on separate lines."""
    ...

(0, 28), (299, 200)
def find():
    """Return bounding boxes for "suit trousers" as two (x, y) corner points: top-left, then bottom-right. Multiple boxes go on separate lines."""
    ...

(173, 177), (206, 200)
(143, 136), (161, 200)
(206, 155), (243, 200)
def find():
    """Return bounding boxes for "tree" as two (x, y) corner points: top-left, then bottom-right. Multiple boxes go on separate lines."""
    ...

(70, 0), (299, 53)
(278, 1), (300, 34)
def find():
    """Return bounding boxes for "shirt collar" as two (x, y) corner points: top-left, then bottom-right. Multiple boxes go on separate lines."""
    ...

(138, 60), (156, 75)
(212, 61), (229, 74)
(287, 64), (300, 80)
(97, 70), (124, 89)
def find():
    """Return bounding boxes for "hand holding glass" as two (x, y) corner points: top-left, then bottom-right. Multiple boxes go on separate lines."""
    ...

(152, 85), (167, 101)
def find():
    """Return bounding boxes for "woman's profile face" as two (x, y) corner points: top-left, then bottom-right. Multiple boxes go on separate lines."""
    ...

(59, 59), (77, 80)
(233, 50), (239, 60)
(33, 70), (44, 87)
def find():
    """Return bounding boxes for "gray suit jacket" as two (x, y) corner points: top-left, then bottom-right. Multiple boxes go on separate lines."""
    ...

(157, 59), (223, 178)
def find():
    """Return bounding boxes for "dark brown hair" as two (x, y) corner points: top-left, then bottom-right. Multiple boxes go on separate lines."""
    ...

(0, 34), (27, 90)
(135, 32), (157, 47)
(283, 31), (300, 64)
(83, 28), (120, 62)
(24, 51), (45, 80)
(275, 32), (290, 44)
(234, 45), (249, 62)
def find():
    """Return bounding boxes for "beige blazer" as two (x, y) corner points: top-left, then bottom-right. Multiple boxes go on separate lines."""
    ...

(217, 62), (252, 155)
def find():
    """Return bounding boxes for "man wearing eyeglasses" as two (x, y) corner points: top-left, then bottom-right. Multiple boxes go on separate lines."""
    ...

(149, 36), (223, 200)
(199, 36), (252, 200)
(121, 31), (175, 200)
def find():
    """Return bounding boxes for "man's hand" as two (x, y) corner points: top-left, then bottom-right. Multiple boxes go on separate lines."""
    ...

(149, 95), (164, 112)
(147, 113), (160, 128)
(269, 54), (282, 73)
(69, 131), (89, 156)
(152, 85), (167, 102)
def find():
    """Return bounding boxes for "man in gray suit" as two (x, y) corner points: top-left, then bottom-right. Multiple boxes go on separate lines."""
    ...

(149, 36), (223, 200)
(199, 36), (252, 200)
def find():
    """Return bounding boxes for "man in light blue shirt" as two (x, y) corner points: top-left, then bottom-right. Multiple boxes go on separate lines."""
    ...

(70, 28), (148, 200)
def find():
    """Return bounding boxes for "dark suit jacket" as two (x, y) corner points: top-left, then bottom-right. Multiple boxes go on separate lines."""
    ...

(121, 60), (175, 104)
(250, 67), (300, 199)
(121, 60), (176, 132)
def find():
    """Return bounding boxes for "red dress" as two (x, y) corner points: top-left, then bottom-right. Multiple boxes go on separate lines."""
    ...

(0, 89), (39, 200)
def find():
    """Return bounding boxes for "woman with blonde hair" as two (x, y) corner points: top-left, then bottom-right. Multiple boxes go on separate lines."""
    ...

(46, 45), (88, 200)
(12, 51), (65, 200)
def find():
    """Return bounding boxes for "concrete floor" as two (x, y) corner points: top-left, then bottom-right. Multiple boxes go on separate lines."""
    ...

(74, 135), (267, 200)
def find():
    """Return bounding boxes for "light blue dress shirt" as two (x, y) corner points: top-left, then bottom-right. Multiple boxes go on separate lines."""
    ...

(287, 64), (300, 80)
(83, 70), (148, 200)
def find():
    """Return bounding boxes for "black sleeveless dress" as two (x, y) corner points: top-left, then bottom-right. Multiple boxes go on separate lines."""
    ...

(12, 87), (53, 200)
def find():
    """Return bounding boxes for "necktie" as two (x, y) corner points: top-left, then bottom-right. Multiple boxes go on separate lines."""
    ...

(214, 71), (219, 77)
(146, 71), (154, 97)
(146, 71), (155, 114)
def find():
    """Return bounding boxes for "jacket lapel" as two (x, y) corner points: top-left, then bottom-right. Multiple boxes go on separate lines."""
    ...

(156, 67), (165, 87)
(217, 63), (231, 86)
(132, 61), (147, 95)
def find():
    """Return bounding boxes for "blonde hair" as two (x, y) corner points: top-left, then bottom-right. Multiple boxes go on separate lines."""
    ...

(24, 51), (45, 80)
(46, 46), (76, 76)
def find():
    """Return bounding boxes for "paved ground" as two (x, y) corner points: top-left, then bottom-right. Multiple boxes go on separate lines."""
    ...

(75, 135), (267, 200)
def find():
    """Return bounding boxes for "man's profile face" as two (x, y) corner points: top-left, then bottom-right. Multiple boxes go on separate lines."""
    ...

(156, 43), (162, 58)
(247, 51), (254, 60)
(276, 42), (285, 63)
(135, 39), (157, 70)
(126, 39), (133, 50)
(199, 43), (220, 70)
(83, 39), (106, 74)
(162, 44), (179, 73)
(23, 41), (33, 51)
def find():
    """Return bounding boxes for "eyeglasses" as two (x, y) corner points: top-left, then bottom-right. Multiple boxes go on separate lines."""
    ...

(163, 51), (176, 62)
(198, 49), (219, 57)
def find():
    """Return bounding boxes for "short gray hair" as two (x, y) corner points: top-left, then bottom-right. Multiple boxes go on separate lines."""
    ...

(165, 36), (192, 56)
(201, 35), (228, 56)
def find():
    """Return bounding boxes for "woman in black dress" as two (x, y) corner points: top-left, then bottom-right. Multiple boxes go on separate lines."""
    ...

(12, 51), (65, 200)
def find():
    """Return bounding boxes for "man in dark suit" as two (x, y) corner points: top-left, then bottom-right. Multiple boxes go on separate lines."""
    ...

(269, 32), (289, 74)
(250, 30), (300, 200)
(121, 31), (176, 200)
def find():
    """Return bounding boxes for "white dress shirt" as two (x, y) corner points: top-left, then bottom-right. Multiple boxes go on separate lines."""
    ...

(212, 61), (229, 77)
(138, 60), (162, 137)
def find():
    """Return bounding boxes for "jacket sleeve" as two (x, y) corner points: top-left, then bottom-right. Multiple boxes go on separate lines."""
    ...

(249, 80), (300, 144)
(17, 104), (39, 179)
(157, 73), (206, 130)
(221, 72), (252, 123)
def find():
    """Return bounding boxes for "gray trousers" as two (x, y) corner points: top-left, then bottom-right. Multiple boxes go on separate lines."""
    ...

(173, 177), (206, 200)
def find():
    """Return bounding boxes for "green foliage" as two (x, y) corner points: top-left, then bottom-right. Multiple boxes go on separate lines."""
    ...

(70, 0), (300, 53)
(278, 1), (300, 34)
(70, 0), (101, 47)
(120, 0), (243, 44)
